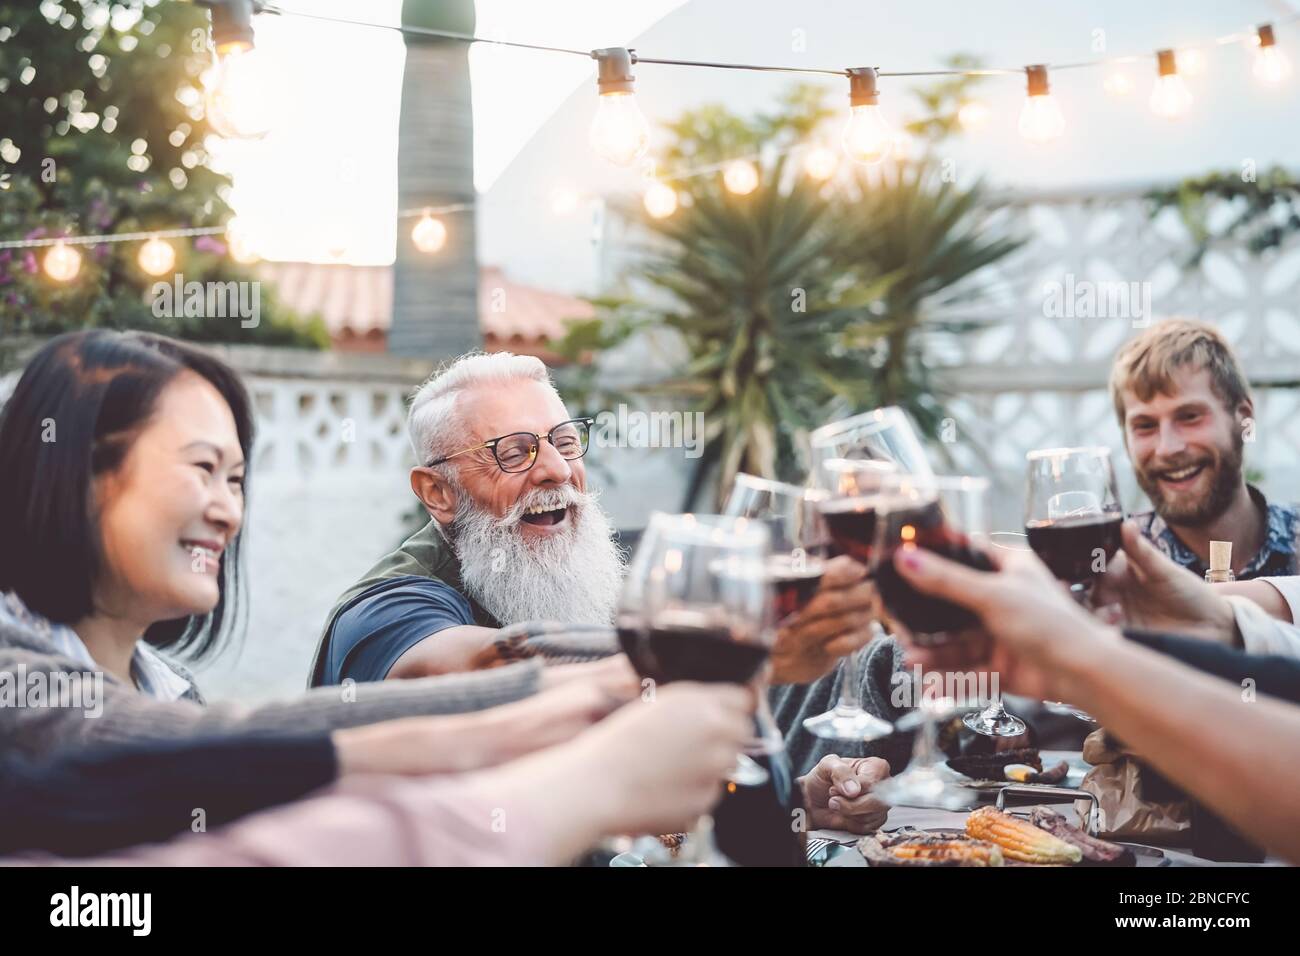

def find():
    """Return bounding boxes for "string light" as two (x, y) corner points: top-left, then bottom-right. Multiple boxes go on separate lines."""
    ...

(225, 217), (259, 263)
(1179, 48), (1207, 76)
(1150, 49), (1193, 118)
(1102, 70), (1135, 96)
(7, 6), (1299, 281)
(589, 48), (651, 167)
(803, 143), (840, 180)
(722, 159), (759, 195)
(411, 211), (448, 253)
(43, 241), (82, 282)
(204, 0), (274, 140)
(1254, 24), (1292, 84)
(956, 100), (991, 131)
(643, 181), (679, 218)
(138, 235), (177, 276)
(1018, 65), (1065, 143)
(841, 68), (892, 165)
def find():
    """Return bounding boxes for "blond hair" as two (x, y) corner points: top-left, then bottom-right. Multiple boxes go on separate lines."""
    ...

(1109, 319), (1251, 425)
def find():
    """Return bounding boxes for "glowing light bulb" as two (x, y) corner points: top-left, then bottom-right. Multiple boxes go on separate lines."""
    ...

(803, 144), (839, 181)
(842, 104), (892, 165)
(137, 236), (176, 276)
(205, 46), (275, 140)
(1150, 50), (1192, 118)
(550, 185), (580, 216)
(1179, 48), (1206, 76)
(1254, 25), (1292, 85)
(588, 49), (649, 167)
(642, 181), (678, 219)
(589, 92), (650, 166)
(841, 68), (892, 165)
(722, 160), (759, 195)
(411, 213), (447, 253)
(1103, 70), (1134, 96)
(43, 241), (82, 282)
(1018, 65), (1065, 143)
(225, 217), (258, 264)
(957, 100), (991, 131)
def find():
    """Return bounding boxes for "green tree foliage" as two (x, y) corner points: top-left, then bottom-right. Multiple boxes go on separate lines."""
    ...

(1146, 166), (1300, 266)
(0, 0), (326, 365)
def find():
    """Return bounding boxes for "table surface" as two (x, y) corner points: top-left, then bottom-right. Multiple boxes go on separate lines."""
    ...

(812, 750), (1277, 867)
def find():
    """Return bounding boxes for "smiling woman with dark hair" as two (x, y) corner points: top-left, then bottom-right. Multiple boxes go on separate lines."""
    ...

(0, 330), (642, 763)
(0, 328), (253, 687)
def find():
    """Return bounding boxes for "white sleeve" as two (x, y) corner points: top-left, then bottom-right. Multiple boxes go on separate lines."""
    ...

(1260, 576), (1300, 624)
(1226, 595), (1300, 659)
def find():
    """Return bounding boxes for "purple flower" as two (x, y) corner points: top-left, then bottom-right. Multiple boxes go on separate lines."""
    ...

(24, 226), (46, 241)
(22, 252), (37, 274)
(195, 235), (226, 255)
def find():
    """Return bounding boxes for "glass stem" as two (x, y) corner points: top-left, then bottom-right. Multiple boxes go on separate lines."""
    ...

(911, 687), (942, 771)
(835, 619), (881, 713)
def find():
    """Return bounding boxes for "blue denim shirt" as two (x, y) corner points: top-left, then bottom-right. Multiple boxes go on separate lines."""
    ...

(1132, 485), (1299, 580)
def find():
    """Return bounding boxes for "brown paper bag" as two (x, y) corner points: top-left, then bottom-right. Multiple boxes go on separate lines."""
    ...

(1075, 729), (1191, 844)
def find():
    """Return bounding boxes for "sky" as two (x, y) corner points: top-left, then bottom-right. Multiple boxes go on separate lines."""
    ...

(219, 0), (1300, 280)
(214, 0), (684, 264)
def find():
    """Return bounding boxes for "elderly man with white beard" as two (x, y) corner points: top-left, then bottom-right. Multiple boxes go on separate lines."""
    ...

(308, 353), (903, 823)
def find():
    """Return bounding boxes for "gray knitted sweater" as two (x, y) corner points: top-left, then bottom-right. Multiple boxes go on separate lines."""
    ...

(0, 594), (543, 761)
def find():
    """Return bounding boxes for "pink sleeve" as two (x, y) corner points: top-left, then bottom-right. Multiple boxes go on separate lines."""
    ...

(26, 775), (550, 867)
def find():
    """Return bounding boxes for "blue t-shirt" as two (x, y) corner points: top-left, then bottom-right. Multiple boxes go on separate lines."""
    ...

(321, 575), (476, 685)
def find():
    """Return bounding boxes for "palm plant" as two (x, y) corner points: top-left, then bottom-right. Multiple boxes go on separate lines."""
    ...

(557, 71), (1025, 508)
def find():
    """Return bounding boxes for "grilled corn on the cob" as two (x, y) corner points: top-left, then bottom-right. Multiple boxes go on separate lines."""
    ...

(966, 807), (1082, 864)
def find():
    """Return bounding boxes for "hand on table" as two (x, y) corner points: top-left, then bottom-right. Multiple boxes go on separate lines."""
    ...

(771, 556), (878, 684)
(799, 755), (891, 833)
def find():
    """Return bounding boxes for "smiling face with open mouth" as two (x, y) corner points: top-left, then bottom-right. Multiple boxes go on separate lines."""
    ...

(429, 379), (591, 544)
(1123, 366), (1248, 527)
(94, 372), (246, 625)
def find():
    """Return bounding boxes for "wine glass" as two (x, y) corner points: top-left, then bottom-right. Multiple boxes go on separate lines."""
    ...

(616, 512), (773, 864)
(723, 474), (831, 753)
(1024, 446), (1123, 722)
(799, 459), (897, 742)
(1024, 446), (1124, 598)
(808, 406), (935, 480)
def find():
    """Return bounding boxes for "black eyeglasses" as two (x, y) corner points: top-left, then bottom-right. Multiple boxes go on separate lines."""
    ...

(426, 417), (596, 474)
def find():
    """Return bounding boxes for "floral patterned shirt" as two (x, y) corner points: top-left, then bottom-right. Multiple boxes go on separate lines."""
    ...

(1132, 485), (1299, 581)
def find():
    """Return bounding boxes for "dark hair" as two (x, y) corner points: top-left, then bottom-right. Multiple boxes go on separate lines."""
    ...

(0, 330), (254, 660)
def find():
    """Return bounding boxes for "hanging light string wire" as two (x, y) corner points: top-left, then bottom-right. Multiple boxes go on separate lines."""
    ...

(258, 2), (1300, 78)
(7, 4), (1299, 251)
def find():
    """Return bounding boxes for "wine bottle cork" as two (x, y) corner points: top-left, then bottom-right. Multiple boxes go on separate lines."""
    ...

(1209, 540), (1232, 573)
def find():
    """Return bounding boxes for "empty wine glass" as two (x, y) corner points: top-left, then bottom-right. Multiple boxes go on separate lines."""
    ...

(808, 406), (935, 479)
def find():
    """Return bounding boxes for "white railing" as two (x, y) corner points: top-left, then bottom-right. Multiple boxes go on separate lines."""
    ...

(923, 186), (1300, 529)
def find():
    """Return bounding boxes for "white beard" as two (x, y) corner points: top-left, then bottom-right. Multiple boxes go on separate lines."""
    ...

(450, 483), (626, 627)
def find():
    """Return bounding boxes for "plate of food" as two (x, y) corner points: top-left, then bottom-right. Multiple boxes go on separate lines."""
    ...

(858, 807), (1166, 867)
(944, 748), (1085, 792)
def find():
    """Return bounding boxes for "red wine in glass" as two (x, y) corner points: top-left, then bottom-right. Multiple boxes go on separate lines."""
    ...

(618, 612), (769, 685)
(818, 496), (879, 565)
(767, 553), (824, 618)
(874, 498), (995, 639)
(1025, 512), (1123, 584)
